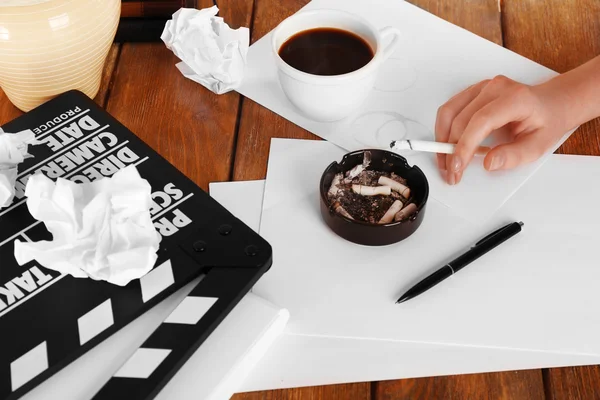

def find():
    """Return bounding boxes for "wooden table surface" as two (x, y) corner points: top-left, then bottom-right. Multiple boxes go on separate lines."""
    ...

(2, 0), (600, 399)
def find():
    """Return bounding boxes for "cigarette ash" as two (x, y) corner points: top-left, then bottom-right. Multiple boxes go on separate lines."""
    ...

(327, 152), (418, 224)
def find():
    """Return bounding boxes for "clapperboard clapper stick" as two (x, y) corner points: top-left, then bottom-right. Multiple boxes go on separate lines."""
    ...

(0, 91), (272, 400)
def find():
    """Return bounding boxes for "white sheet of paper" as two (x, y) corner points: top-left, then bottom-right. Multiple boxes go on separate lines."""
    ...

(241, 334), (600, 392)
(236, 0), (575, 223)
(252, 138), (600, 356)
(208, 177), (600, 392)
(209, 180), (266, 232)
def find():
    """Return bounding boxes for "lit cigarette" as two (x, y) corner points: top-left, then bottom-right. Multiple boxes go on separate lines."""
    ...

(390, 140), (490, 155)
(379, 200), (404, 224)
(352, 184), (391, 196)
(378, 176), (410, 198)
(394, 203), (418, 222)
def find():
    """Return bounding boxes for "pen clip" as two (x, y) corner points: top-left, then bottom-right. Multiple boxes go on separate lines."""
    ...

(474, 224), (512, 247)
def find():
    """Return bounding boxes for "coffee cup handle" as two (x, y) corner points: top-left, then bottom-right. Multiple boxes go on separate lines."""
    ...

(379, 26), (402, 61)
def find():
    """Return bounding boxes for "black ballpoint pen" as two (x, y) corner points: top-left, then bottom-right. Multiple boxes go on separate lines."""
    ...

(396, 221), (524, 304)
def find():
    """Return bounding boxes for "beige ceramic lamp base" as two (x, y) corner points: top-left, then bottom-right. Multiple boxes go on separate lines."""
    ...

(0, 0), (121, 112)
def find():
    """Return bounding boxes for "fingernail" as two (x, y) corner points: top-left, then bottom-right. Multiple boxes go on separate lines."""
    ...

(451, 156), (462, 172)
(489, 154), (505, 171)
(455, 171), (463, 184)
(448, 172), (456, 185)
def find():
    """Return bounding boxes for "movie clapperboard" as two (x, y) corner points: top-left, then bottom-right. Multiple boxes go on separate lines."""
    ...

(0, 90), (273, 400)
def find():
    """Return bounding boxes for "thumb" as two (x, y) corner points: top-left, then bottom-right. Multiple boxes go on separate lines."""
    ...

(483, 132), (551, 171)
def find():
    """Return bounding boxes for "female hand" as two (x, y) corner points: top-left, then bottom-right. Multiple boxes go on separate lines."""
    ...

(435, 74), (570, 185)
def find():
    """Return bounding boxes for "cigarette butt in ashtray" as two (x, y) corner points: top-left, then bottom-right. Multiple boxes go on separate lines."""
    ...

(390, 140), (490, 156)
(378, 176), (410, 198)
(352, 184), (391, 196)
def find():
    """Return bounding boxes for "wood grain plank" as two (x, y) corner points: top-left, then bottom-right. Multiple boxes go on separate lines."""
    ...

(121, 2), (181, 18)
(121, 2), (143, 18)
(95, 44), (121, 108)
(502, 0), (600, 157)
(543, 367), (600, 400)
(104, 0), (253, 190)
(503, 1), (600, 398)
(233, 0), (318, 182)
(409, 0), (502, 45)
(0, 90), (24, 128)
(232, 382), (371, 400)
(376, 370), (545, 400)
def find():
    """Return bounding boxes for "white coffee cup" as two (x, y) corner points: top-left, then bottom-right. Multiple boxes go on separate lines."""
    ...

(271, 9), (401, 122)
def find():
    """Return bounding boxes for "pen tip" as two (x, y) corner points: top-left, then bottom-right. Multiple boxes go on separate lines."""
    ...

(396, 296), (409, 304)
(519, 221), (524, 226)
(390, 140), (395, 148)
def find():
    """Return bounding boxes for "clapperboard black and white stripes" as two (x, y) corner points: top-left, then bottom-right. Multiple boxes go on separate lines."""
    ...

(0, 91), (272, 400)
(92, 264), (265, 399)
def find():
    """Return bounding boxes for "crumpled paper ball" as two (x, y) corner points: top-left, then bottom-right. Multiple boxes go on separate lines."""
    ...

(14, 165), (162, 286)
(161, 5), (250, 94)
(0, 127), (37, 208)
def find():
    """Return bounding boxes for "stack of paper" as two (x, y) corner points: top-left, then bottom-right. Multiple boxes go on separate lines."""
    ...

(254, 139), (600, 353)
(209, 172), (600, 392)
(210, 140), (600, 392)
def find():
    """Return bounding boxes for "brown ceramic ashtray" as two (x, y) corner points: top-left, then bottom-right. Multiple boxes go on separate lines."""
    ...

(319, 149), (429, 246)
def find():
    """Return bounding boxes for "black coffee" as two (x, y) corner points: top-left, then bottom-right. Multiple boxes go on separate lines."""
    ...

(278, 28), (374, 76)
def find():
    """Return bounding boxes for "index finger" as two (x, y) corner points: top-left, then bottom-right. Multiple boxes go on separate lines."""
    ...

(454, 90), (532, 169)
(434, 80), (490, 170)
